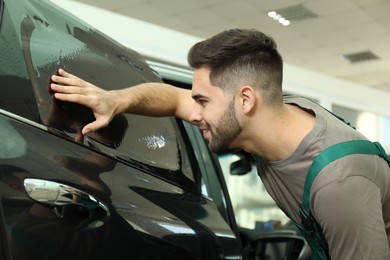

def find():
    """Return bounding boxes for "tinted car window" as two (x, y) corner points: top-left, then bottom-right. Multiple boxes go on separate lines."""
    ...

(0, 3), (38, 122)
(84, 115), (197, 184)
(0, 0), (197, 187)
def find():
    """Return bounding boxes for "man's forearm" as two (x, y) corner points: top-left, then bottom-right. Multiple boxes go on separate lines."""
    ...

(113, 82), (193, 121)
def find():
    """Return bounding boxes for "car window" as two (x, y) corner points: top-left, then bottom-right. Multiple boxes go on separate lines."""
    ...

(0, 4), (39, 122)
(183, 122), (226, 202)
(218, 153), (290, 232)
(0, 0), (199, 192)
(83, 115), (197, 185)
(0, 0), (4, 29)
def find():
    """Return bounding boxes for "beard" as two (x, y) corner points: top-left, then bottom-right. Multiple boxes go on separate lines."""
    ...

(208, 99), (242, 153)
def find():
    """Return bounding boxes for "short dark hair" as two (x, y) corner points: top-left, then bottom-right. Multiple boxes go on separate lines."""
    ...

(188, 29), (283, 105)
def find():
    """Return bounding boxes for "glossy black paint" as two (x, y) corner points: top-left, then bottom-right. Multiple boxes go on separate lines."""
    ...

(0, 112), (240, 260)
(0, 0), (243, 259)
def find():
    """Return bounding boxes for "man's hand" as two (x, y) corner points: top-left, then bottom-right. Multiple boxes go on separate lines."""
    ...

(50, 69), (118, 135)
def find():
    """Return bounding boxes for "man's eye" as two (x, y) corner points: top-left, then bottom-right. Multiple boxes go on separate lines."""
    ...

(199, 100), (207, 106)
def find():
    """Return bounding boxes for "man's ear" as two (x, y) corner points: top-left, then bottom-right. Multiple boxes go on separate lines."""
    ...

(238, 86), (257, 114)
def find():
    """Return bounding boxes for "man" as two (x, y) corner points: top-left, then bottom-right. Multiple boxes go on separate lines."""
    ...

(51, 29), (390, 259)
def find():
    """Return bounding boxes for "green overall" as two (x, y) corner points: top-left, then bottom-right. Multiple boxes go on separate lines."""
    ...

(295, 140), (390, 259)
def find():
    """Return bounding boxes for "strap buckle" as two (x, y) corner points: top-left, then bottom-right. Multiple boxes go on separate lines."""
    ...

(299, 205), (315, 237)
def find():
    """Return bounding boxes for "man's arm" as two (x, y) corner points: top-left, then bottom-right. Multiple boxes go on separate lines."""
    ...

(50, 69), (194, 135)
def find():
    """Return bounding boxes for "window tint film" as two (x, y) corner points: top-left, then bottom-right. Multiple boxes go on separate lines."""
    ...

(1, 0), (197, 187)
(0, 3), (38, 121)
(85, 115), (194, 179)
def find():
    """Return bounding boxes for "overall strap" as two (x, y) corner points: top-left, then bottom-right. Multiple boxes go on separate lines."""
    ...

(302, 140), (390, 212)
(299, 140), (390, 259)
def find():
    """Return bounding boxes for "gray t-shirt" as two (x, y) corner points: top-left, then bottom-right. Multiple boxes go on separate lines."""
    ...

(257, 96), (390, 259)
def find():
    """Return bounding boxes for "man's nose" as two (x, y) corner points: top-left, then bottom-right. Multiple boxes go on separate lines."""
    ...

(189, 105), (202, 124)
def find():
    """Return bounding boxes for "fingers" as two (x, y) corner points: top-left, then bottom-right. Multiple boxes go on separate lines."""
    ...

(50, 69), (114, 135)
(51, 74), (82, 89)
(82, 117), (110, 135)
(58, 68), (73, 78)
(57, 68), (81, 81)
(50, 83), (82, 96)
(52, 92), (89, 105)
(82, 123), (95, 135)
(51, 68), (94, 92)
(50, 69), (93, 100)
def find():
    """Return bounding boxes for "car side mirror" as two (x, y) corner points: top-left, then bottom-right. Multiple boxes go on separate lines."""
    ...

(230, 156), (252, 175)
(229, 150), (256, 176)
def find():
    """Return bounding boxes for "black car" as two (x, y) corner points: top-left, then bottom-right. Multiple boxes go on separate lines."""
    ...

(0, 0), (311, 259)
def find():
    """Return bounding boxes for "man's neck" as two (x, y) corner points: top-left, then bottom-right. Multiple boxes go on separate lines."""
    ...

(241, 103), (315, 161)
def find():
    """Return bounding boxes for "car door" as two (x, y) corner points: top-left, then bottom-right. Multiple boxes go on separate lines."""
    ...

(0, 110), (243, 260)
(0, 0), (243, 259)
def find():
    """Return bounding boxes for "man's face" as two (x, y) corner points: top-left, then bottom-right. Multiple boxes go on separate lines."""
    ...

(190, 68), (242, 153)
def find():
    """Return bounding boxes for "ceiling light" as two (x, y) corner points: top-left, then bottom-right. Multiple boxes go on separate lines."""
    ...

(268, 11), (276, 18)
(267, 4), (318, 26)
(267, 11), (290, 26)
(273, 4), (318, 21)
(279, 19), (290, 26)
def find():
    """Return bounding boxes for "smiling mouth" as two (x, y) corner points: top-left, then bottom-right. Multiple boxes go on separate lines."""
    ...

(201, 129), (211, 138)
(198, 123), (211, 138)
